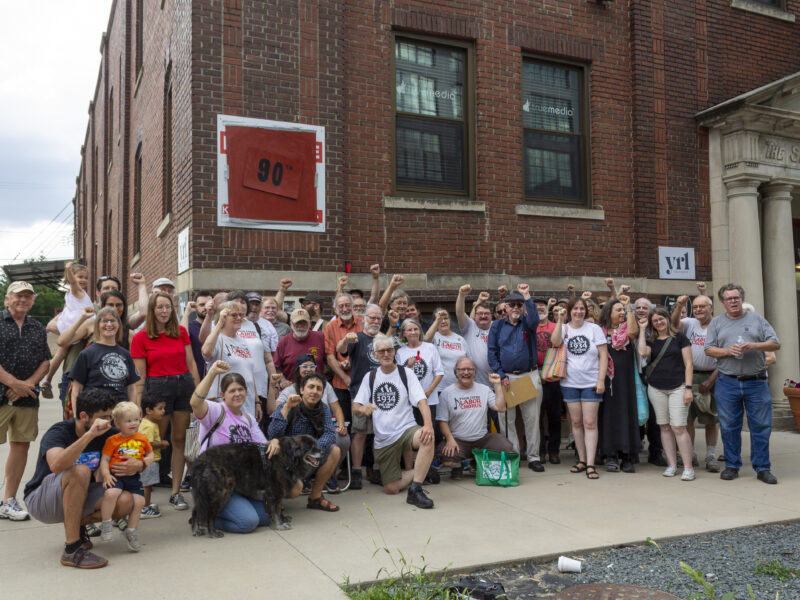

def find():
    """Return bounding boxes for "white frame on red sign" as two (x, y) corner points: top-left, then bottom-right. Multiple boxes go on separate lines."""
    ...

(216, 114), (325, 232)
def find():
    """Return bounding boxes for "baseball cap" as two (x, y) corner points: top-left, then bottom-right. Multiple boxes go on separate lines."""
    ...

(152, 277), (176, 290)
(245, 292), (262, 303)
(301, 292), (324, 305)
(290, 308), (311, 324)
(295, 353), (316, 366)
(505, 292), (525, 303)
(6, 281), (35, 295)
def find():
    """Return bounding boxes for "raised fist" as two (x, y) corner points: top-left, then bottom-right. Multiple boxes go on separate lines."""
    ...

(605, 278), (615, 289)
(81, 306), (96, 319)
(388, 309), (400, 323)
(459, 284), (472, 295)
(497, 285), (509, 297)
(279, 278), (293, 291)
(567, 284), (575, 293)
(344, 332), (359, 344)
(488, 373), (501, 385)
(391, 274), (404, 287)
(547, 297), (557, 308)
(370, 264), (381, 277)
(696, 281), (707, 292)
(286, 394), (302, 408)
(204, 298), (216, 314)
(130, 272), (145, 285)
(188, 301), (197, 311)
(677, 295), (689, 305)
(581, 291), (593, 300)
(517, 283), (530, 297)
(338, 275), (349, 287)
(618, 294), (630, 306)
(211, 360), (231, 374)
(619, 284), (631, 295)
(477, 291), (490, 302)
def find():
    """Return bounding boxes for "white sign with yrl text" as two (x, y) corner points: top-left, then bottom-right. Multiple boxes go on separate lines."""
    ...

(658, 247), (695, 280)
(177, 227), (189, 274)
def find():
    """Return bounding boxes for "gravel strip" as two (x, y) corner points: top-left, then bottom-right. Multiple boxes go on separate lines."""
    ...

(465, 522), (800, 599)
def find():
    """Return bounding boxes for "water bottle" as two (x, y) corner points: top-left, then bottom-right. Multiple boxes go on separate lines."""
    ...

(735, 335), (744, 360)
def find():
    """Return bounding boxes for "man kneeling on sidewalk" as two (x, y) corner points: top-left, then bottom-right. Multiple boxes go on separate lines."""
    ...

(437, 357), (514, 479)
(352, 334), (435, 508)
(23, 388), (145, 568)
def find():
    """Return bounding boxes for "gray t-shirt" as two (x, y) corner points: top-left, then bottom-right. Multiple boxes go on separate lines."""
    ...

(433, 331), (470, 392)
(461, 317), (491, 386)
(704, 312), (779, 376)
(681, 317), (716, 372)
(436, 382), (496, 442)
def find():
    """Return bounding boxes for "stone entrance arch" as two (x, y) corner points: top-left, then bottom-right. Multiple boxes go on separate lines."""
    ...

(697, 72), (800, 429)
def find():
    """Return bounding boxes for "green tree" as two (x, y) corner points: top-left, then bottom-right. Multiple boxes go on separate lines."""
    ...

(1, 256), (69, 326)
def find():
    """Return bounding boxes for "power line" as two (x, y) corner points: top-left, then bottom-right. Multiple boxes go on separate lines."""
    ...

(13, 201), (73, 261)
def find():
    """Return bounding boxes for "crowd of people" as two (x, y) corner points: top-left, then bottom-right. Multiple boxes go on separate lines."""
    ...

(0, 264), (782, 569)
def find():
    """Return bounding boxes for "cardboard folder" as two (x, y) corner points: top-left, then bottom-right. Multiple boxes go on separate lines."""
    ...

(505, 373), (538, 407)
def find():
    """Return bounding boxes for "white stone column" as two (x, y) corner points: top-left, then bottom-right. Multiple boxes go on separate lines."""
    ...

(725, 177), (765, 313)
(761, 182), (799, 413)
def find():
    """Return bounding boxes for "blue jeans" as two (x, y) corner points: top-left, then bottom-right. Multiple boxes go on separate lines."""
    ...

(714, 374), (772, 472)
(560, 386), (602, 403)
(214, 493), (269, 533)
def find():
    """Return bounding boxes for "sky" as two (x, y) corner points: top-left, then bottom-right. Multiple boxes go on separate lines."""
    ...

(0, 1), (113, 266)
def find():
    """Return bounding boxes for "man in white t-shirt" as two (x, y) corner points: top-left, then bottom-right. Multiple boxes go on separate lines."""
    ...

(246, 291), (279, 353)
(455, 284), (492, 386)
(671, 291), (720, 472)
(437, 357), (513, 479)
(352, 334), (435, 509)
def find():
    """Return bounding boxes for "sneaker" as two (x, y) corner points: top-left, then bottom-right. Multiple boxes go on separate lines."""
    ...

(100, 520), (114, 542)
(757, 470), (778, 485)
(325, 475), (341, 494)
(169, 492), (189, 511)
(431, 459), (442, 470)
(424, 467), (440, 484)
(140, 505), (161, 519)
(705, 456), (720, 473)
(350, 469), (363, 490)
(40, 379), (53, 399)
(450, 467), (464, 480)
(180, 474), (191, 492)
(124, 528), (141, 552)
(85, 523), (101, 537)
(648, 452), (668, 467)
(621, 460), (635, 473)
(406, 486), (434, 509)
(0, 497), (29, 521)
(720, 467), (739, 481)
(60, 546), (108, 569)
(662, 466), (677, 477)
(369, 469), (382, 485)
(116, 516), (128, 531)
(605, 458), (620, 473)
(681, 469), (696, 481)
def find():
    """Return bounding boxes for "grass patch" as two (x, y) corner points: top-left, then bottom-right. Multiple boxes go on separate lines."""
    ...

(752, 559), (799, 583)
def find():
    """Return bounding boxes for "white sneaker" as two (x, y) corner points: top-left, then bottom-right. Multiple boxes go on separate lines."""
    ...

(100, 519), (114, 542)
(681, 469), (696, 481)
(0, 497), (30, 521)
(124, 528), (141, 552)
(662, 466), (677, 477)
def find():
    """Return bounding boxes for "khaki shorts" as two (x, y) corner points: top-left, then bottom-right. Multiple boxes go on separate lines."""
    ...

(688, 372), (718, 426)
(374, 426), (420, 485)
(0, 404), (39, 443)
(351, 412), (373, 435)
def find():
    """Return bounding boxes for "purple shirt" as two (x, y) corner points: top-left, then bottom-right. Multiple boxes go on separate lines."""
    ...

(196, 400), (266, 456)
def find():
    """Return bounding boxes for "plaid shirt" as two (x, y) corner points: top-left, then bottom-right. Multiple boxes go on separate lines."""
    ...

(0, 309), (51, 408)
(323, 316), (361, 390)
(268, 401), (336, 454)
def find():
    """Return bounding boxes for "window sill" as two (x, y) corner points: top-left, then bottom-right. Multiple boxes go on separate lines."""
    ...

(130, 252), (141, 268)
(382, 196), (485, 212)
(156, 213), (172, 238)
(515, 204), (605, 220)
(730, 0), (795, 22)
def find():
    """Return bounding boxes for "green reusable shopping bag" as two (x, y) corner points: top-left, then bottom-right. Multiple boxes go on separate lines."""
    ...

(472, 448), (520, 487)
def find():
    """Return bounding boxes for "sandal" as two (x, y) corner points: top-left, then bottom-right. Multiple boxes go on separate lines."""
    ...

(307, 495), (339, 512)
(570, 460), (587, 474)
(586, 465), (599, 480)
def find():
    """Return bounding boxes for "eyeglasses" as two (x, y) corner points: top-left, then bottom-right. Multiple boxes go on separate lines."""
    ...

(365, 315), (382, 321)
(227, 313), (245, 319)
(722, 296), (741, 303)
(374, 348), (394, 355)
(99, 319), (117, 325)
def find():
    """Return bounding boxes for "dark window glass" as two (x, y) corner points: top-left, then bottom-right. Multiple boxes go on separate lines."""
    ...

(135, 0), (144, 75)
(522, 60), (587, 203)
(134, 145), (142, 254)
(395, 39), (467, 194)
(163, 66), (173, 216)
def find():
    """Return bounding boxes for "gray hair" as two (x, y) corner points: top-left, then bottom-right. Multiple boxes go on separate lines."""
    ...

(718, 283), (745, 303)
(332, 292), (354, 310)
(365, 302), (383, 316)
(390, 289), (409, 302)
(372, 333), (395, 352)
(634, 297), (654, 310)
(398, 317), (422, 343)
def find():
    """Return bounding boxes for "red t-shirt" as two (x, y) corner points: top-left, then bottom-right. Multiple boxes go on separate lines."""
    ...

(273, 332), (326, 379)
(131, 326), (191, 377)
(536, 320), (557, 367)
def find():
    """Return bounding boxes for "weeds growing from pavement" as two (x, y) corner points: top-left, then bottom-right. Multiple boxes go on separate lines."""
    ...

(752, 559), (799, 582)
(341, 504), (454, 600)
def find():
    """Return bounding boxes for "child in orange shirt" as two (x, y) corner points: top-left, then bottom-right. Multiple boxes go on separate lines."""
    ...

(99, 401), (153, 552)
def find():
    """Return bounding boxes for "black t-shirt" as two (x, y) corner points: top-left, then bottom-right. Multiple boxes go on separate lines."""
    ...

(345, 332), (381, 398)
(68, 343), (140, 401)
(24, 419), (116, 498)
(646, 333), (691, 390)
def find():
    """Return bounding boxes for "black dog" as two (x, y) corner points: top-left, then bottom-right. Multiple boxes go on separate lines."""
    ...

(190, 435), (322, 538)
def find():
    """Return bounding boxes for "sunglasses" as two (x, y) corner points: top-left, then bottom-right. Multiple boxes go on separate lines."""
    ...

(507, 302), (523, 308)
(495, 309), (506, 316)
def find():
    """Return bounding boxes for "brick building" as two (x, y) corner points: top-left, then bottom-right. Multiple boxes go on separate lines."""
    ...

(73, 0), (800, 423)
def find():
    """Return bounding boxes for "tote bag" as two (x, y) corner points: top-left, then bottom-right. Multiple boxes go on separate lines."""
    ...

(472, 448), (520, 487)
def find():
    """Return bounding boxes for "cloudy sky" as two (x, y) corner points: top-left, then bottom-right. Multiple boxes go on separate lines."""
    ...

(0, 1), (112, 266)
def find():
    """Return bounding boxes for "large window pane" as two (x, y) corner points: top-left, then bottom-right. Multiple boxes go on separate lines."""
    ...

(396, 117), (464, 191)
(522, 62), (580, 133)
(524, 131), (582, 201)
(396, 42), (463, 120)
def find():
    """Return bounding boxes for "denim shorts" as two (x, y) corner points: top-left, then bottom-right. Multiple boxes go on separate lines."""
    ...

(560, 386), (602, 403)
(144, 372), (194, 415)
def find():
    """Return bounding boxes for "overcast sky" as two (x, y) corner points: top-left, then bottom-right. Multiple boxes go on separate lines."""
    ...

(0, 1), (113, 266)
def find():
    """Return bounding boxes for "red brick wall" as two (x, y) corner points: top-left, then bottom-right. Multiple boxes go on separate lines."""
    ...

(74, 0), (800, 301)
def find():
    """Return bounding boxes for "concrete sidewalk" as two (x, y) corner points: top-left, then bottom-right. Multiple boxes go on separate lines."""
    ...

(1, 397), (797, 599)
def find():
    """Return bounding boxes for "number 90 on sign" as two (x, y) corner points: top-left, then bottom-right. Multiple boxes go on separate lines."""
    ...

(242, 147), (304, 200)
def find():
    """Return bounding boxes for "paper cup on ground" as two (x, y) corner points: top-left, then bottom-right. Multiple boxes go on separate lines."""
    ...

(557, 555), (582, 573)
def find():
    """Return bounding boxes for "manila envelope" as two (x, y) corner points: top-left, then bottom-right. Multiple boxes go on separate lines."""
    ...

(505, 373), (538, 407)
